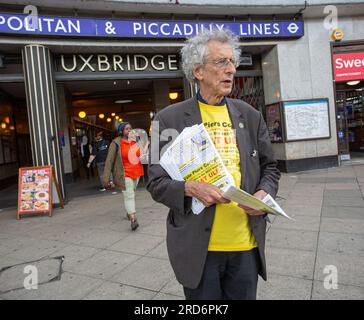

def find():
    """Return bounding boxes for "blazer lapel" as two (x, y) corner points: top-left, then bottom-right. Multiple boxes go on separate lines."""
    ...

(226, 98), (248, 189)
(184, 97), (203, 127)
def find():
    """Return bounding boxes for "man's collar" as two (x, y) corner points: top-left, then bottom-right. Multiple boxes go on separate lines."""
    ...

(197, 91), (226, 106)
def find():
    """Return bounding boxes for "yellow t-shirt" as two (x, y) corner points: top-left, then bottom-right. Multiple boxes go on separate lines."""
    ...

(199, 101), (257, 251)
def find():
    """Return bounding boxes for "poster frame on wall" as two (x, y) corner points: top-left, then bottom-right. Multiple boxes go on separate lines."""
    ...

(281, 98), (331, 143)
(265, 102), (285, 143)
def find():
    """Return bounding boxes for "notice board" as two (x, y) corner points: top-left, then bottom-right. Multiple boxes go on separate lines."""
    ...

(17, 165), (63, 220)
(266, 103), (284, 143)
(282, 99), (331, 142)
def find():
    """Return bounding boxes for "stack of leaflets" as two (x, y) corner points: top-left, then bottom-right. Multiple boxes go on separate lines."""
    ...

(223, 186), (293, 220)
(160, 124), (292, 220)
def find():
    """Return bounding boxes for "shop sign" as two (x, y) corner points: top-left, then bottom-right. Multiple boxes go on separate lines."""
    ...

(333, 51), (364, 82)
(0, 13), (304, 39)
(57, 54), (179, 73)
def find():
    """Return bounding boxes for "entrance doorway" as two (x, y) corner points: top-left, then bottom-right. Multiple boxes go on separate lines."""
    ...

(59, 78), (184, 197)
(229, 76), (265, 112)
(336, 83), (364, 160)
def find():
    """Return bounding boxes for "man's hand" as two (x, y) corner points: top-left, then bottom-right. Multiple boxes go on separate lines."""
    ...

(86, 162), (91, 168)
(238, 189), (268, 216)
(185, 181), (230, 207)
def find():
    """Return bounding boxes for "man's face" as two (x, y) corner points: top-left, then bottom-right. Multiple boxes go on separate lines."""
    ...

(193, 40), (237, 99)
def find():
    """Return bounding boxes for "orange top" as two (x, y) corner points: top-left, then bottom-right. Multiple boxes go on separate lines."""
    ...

(121, 139), (144, 179)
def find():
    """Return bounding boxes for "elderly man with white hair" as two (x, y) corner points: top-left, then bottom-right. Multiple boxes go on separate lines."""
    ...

(147, 29), (280, 300)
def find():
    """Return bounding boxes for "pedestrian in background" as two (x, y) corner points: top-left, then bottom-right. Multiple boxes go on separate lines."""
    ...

(103, 122), (144, 231)
(87, 131), (109, 192)
(80, 135), (93, 179)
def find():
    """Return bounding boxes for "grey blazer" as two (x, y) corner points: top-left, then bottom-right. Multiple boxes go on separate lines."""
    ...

(147, 96), (280, 289)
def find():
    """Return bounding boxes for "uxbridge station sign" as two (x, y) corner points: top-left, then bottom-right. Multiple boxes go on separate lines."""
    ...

(57, 54), (179, 73)
(0, 13), (304, 39)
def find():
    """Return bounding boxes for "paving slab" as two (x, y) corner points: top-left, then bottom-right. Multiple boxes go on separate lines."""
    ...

(108, 233), (164, 256)
(13, 272), (103, 300)
(312, 281), (364, 300)
(144, 210), (169, 222)
(20, 225), (96, 244)
(0, 236), (34, 257)
(107, 220), (131, 232)
(75, 228), (129, 249)
(48, 244), (100, 271)
(322, 206), (364, 220)
(265, 247), (316, 280)
(146, 241), (169, 261)
(314, 252), (364, 287)
(152, 292), (184, 300)
(280, 204), (322, 217)
(283, 196), (323, 207)
(322, 197), (364, 208)
(257, 274), (312, 300)
(0, 256), (25, 271)
(111, 256), (175, 292)
(138, 220), (167, 237)
(60, 214), (122, 230)
(160, 277), (184, 297)
(266, 228), (318, 252)
(324, 189), (364, 198)
(82, 282), (156, 300)
(317, 232), (364, 257)
(0, 287), (29, 300)
(294, 184), (326, 191)
(69, 250), (140, 280)
(325, 178), (358, 184)
(320, 218), (364, 235)
(271, 215), (321, 232)
(325, 183), (360, 190)
(0, 217), (51, 237)
(0, 257), (63, 294)
(4, 239), (68, 262)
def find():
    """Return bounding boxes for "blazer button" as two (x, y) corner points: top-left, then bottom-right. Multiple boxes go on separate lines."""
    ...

(205, 227), (211, 232)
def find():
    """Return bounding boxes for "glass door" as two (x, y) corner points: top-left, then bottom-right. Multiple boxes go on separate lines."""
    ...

(336, 91), (350, 158)
(346, 91), (364, 152)
(336, 90), (364, 159)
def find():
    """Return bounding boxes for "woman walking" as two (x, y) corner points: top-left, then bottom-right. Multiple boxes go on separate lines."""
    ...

(103, 122), (144, 231)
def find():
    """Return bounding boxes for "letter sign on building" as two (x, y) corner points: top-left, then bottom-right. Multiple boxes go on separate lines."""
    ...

(0, 13), (304, 39)
(58, 54), (179, 73)
(333, 51), (364, 82)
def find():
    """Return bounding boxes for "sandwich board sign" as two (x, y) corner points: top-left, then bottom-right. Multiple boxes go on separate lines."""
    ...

(17, 165), (63, 220)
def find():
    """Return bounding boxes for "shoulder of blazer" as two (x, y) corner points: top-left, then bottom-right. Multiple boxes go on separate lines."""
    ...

(156, 97), (196, 119)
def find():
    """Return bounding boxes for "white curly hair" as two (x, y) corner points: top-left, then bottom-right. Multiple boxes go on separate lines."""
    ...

(180, 28), (241, 84)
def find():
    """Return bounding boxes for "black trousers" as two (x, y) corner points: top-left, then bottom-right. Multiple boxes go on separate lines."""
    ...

(183, 248), (259, 300)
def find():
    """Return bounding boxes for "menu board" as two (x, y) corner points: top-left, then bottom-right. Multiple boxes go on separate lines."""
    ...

(17, 166), (63, 219)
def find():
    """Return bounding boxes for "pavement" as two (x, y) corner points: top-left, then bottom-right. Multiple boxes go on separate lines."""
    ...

(1, 162), (364, 300)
